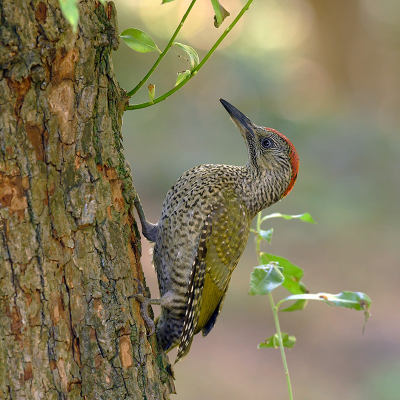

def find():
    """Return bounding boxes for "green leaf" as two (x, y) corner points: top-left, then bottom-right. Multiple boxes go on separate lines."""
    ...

(162, 0), (175, 3)
(175, 70), (191, 87)
(278, 292), (372, 328)
(173, 42), (200, 71)
(148, 84), (155, 104)
(279, 291), (371, 310)
(59, 0), (79, 33)
(258, 228), (273, 244)
(260, 253), (306, 295)
(210, 0), (230, 28)
(249, 264), (284, 296)
(120, 28), (161, 53)
(261, 212), (316, 224)
(99, 0), (106, 5)
(281, 299), (308, 312)
(259, 333), (296, 349)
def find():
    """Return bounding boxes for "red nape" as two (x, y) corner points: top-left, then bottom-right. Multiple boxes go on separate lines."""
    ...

(268, 128), (299, 197)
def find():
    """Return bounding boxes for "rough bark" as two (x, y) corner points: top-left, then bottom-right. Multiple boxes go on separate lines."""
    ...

(0, 0), (174, 398)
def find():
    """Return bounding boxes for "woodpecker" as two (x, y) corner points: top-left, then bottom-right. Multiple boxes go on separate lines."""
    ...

(134, 99), (299, 363)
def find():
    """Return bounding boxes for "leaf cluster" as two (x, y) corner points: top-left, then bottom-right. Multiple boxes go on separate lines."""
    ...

(118, 0), (228, 101)
(250, 212), (372, 350)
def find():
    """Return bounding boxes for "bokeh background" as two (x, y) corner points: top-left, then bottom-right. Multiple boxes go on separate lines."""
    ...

(112, 0), (400, 398)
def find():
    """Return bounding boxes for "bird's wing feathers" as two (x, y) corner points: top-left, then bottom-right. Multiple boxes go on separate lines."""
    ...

(175, 192), (250, 362)
(207, 193), (249, 288)
(175, 212), (213, 363)
(197, 193), (250, 334)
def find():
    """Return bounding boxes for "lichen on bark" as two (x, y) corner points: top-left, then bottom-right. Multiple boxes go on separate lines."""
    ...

(0, 1), (174, 398)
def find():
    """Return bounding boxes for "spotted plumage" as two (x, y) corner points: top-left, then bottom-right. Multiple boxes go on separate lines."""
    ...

(134, 99), (299, 363)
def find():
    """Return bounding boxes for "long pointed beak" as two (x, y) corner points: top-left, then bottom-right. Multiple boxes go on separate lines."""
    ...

(220, 99), (254, 135)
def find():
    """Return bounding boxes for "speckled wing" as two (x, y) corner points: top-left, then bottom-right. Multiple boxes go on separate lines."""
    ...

(196, 191), (251, 335)
(176, 192), (250, 362)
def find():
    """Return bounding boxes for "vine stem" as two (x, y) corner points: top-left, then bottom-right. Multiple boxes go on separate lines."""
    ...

(126, 0), (255, 110)
(126, 0), (197, 98)
(256, 212), (294, 400)
(268, 293), (294, 400)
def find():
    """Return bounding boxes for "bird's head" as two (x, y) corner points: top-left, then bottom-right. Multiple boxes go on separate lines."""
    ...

(220, 99), (299, 198)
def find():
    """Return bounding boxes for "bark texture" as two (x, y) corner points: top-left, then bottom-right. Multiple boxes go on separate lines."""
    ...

(0, 0), (174, 398)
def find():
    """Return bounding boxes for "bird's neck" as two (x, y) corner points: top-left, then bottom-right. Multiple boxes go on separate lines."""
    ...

(235, 164), (289, 218)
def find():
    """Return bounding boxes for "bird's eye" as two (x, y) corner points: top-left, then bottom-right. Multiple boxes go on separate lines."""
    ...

(261, 138), (273, 149)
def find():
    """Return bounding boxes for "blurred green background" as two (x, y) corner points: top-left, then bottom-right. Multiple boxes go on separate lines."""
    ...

(112, 0), (400, 398)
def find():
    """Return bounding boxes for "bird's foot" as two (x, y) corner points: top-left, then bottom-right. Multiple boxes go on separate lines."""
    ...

(129, 279), (161, 336)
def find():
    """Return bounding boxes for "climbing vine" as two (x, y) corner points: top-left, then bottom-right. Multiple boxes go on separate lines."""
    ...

(59, 0), (253, 110)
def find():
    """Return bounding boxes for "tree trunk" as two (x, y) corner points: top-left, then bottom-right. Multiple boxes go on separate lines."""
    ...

(0, 0), (174, 398)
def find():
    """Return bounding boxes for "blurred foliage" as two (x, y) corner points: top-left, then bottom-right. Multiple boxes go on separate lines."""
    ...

(364, 362), (400, 400)
(112, 0), (400, 399)
(59, 0), (106, 31)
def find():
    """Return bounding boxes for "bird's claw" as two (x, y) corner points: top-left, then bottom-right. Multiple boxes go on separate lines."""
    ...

(132, 278), (145, 294)
(129, 292), (146, 302)
(129, 279), (156, 336)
